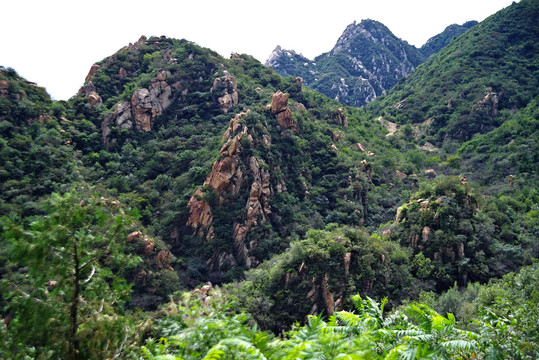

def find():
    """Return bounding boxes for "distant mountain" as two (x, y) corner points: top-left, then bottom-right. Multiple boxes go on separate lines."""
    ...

(267, 19), (425, 107)
(420, 21), (478, 58)
(266, 19), (479, 107)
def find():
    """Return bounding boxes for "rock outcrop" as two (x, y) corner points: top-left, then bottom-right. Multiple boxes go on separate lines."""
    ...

(333, 108), (348, 126)
(211, 70), (239, 113)
(102, 70), (174, 139)
(187, 110), (275, 270)
(85, 64), (100, 83)
(186, 188), (214, 241)
(271, 91), (296, 132)
(0, 79), (9, 97)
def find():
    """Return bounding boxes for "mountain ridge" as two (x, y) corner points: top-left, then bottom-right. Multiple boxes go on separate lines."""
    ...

(265, 18), (478, 107)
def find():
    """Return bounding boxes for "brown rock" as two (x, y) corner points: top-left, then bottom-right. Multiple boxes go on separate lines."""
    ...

(344, 252), (351, 277)
(277, 108), (295, 130)
(187, 188), (214, 241)
(218, 92), (239, 114)
(353, 143), (365, 152)
(114, 101), (133, 129)
(85, 64), (100, 82)
(131, 88), (153, 131)
(205, 156), (241, 195)
(424, 169), (437, 179)
(127, 231), (143, 242)
(395, 170), (407, 180)
(212, 71), (239, 113)
(156, 250), (173, 270)
(334, 107), (348, 126)
(143, 237), (155, 254)
(87, 91), (102, 107)
(0, 80), (8, 97)
(321, 273), (336, 316)
(473, 87), (499, 116)
(457, 242), (465, 259)
(422, 226), (432, 243)
(332, 131), (344, 142)
(271, 91), (290, 114)
(119, 67), (128, 78)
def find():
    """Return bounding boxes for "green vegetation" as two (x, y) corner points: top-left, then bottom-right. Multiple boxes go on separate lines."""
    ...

(0, 0), (537, 357)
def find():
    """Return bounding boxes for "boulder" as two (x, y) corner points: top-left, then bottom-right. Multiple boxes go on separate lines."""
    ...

(353, 143), (365, 152)
(118, 67), (128, 78)
(276, 108), (294, 130)
(271, 91), (290, 114)
(395, 170), (407, 180)
(424, 169), (437, 179)
(85, 64), (100, 82)
(87, 91), (102, 107)
(421, 226), (432, 243)
(334, 107), (348, 126)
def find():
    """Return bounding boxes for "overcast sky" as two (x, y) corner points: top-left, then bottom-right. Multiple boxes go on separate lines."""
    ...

(1, 0), (517, 100)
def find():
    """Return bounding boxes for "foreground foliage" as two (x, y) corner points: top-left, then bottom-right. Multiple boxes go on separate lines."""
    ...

(1, 188), (142, 359)
(142, 263), (539, 359)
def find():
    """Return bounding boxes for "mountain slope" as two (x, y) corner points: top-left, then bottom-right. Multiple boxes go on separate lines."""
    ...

(72, 36), (409, 286)
(420, 21), (478, 58)
(367, 0), (539, 144)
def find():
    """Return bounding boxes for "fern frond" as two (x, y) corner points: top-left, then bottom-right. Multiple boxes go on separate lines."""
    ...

(442, 339), (477, 352)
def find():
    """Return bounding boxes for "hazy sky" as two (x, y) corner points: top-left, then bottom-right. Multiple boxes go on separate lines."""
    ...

(1, 0), (517, 100)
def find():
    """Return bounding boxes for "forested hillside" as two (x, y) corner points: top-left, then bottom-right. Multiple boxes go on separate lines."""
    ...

(0, 0), (537, 358)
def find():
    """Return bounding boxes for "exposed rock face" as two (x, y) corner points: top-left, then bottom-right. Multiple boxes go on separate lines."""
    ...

(353, 143), (366, 152)
(103, 70), (174, 137)
(271, 90), (289, 113)
(472, 87), (499, 116)
(186, 188), (214, 241)
(271, 91), (296, 132)
(156, 250), (173, 270)
(0, 80), (9, 97)
(233, 157), (272, 268)
(131, 88), (153, 131)
(333, 108), (348, 126)
(211, 70), (239, 113)
(187, 110), (275, 270)
(85, 64), (100, 82)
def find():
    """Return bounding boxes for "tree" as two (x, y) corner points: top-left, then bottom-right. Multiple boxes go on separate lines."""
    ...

(1, 188), (141, 359)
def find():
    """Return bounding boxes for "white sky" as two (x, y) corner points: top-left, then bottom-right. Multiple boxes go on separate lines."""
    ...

(1, 0), (517, 100)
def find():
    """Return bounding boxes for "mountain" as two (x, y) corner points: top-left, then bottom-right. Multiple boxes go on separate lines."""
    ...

(367, 0), (539, 144)
(0, 0), (538, 356)
(420, 21), (478, 58)
(266, 18), (478, 107)
(266, 20), (425, 107)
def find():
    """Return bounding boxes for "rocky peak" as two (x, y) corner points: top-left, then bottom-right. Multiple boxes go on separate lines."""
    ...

(265, 45), (283, 67)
